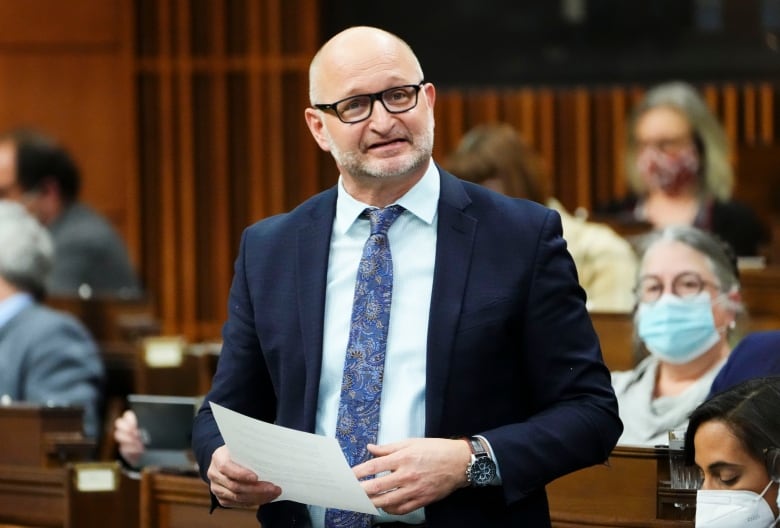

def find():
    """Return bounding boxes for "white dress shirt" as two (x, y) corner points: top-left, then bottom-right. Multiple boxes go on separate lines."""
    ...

(310, 160), (439, 527)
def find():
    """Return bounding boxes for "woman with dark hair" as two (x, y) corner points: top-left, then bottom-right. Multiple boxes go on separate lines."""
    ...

(685, 376), (780, 527)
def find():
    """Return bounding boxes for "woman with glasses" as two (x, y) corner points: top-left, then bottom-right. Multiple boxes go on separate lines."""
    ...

(612, 224), (743, 446)
(597, 81), (767, 256)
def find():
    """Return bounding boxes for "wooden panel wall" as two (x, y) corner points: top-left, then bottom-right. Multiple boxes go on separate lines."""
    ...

(1, 1), (776, 341)
(432, 82), (779, 216)
(0, 0), (139, 264)
(134, 0), (322, 338)
(137, 49), (780, 339)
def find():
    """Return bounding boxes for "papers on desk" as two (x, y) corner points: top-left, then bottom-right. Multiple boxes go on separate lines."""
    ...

(209, 402), (379, 515)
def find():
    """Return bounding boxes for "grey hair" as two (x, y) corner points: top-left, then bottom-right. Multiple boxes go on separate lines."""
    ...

(625, 81), (733, 201)
(636, 225), (742, 312)
(0, 200), (53, 298)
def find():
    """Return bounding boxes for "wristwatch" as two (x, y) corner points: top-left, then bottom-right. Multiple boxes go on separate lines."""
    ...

(465, 437), (497, 487)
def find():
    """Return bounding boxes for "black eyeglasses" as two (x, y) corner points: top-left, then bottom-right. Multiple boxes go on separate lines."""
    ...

(313, 81), (425, 124)
(635, 271), (721, 304)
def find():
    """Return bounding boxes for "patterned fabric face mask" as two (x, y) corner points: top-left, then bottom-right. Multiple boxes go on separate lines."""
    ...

(637, 145), (700, 195)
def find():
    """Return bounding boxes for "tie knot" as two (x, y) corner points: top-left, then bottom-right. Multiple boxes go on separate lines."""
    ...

(365, 205), (405, 236)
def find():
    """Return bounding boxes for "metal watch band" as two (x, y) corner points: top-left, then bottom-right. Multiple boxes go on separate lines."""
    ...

(469, 437), (487, 456)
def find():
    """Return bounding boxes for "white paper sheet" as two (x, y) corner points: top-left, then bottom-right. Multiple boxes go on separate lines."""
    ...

(209, 401), (379, 515)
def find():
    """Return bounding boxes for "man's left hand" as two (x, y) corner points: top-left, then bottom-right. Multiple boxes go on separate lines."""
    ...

(354, 438), (472, 515)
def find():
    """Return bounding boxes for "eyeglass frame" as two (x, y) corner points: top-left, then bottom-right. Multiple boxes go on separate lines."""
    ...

(312, 81), (426, 124)
(634, 271), (722, 304)
(635, 133), (695, 154)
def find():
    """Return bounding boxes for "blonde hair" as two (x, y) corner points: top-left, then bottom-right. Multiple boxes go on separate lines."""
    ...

(625, 81), (733, 201)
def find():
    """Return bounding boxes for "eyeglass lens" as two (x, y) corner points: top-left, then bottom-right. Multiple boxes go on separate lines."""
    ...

(336, 85), (420, 123)
(636, 271), (711, 303)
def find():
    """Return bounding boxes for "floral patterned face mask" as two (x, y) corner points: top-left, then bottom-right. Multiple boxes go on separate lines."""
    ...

(637, 144), (700, 196)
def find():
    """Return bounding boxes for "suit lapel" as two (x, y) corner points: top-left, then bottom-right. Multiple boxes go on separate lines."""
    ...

(292, 175), (476, 436)
(426, 171), (476, 436)
(296, 188), (338, 432)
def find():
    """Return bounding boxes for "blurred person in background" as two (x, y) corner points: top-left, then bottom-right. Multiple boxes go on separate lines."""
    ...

(598, 81), (767, 257)
(0, 128), (142, 298)
(612, 225), (742, 446)
(0, 200), (105, 439)
(446, 123), (638, 312)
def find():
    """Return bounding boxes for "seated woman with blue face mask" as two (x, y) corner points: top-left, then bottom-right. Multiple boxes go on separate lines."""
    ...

(685, 376), (780, 527)
(611, 224), (742, 446)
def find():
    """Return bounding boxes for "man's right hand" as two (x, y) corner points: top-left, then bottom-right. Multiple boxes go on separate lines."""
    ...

(207, 445), (282, 508)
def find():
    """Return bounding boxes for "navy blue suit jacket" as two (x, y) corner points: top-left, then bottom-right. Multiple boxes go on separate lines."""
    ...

(193, 167), (622, 527)
(709, 330), (780, 397)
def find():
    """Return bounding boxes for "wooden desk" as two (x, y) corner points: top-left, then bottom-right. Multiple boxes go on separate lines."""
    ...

(135, 339), (221, 396)
(140, 468), (258, 528)
(0, 465), (64, 527)
(547, 445), (695, 528)
(0, 462), (137, 528)
(740, 266), (780, 324)
(0, 405), (94, 468)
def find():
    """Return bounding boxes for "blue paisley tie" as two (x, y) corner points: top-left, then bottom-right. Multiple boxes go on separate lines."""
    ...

(325, 205), (405, 528)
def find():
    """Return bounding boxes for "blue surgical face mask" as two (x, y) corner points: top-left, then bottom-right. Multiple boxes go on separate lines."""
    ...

(637, 291), (721, 364)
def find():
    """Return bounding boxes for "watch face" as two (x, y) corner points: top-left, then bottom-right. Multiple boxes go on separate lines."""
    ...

(470, 457), (497, 486)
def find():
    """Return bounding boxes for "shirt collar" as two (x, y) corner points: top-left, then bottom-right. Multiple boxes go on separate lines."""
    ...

(334, 159), (440, 234)
(0, 292), (34, 329)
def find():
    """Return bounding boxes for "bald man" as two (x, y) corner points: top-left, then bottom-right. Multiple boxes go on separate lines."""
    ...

(192, 26), (622, 527)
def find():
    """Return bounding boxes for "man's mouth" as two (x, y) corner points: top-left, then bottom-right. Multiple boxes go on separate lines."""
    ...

(368, 138), (407, 150)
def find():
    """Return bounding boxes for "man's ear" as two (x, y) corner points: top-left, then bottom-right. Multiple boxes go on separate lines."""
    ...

(422, 81), (436, 109)
(304, 108), (331, 152)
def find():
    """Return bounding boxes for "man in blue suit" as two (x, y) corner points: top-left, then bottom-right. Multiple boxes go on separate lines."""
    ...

(192, 25), (622, 527)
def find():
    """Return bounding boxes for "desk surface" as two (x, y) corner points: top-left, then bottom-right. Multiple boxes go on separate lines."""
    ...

(548, 446), (694, 528)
